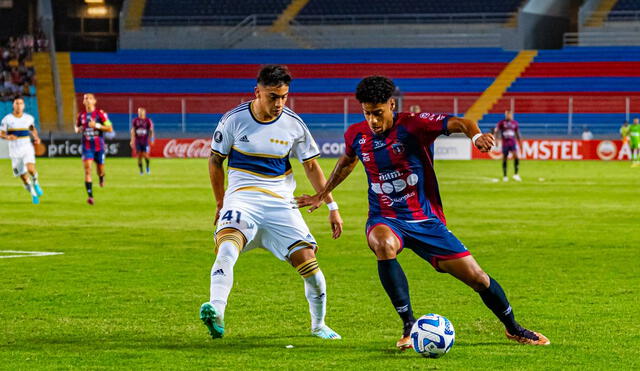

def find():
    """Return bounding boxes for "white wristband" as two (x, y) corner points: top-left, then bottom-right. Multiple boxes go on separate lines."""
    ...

(471, 133), (482, 145)
(326, 202), (339, 211)
(95, 123), (103, 130)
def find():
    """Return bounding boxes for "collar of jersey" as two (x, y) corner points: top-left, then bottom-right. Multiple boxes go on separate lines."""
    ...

(249, 101), (282, 125)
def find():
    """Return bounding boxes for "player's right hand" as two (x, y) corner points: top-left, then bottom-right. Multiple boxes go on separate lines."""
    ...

(475, 133), (495, 152)
(295, 193), (323, 213)
(6, 134), (17, 140)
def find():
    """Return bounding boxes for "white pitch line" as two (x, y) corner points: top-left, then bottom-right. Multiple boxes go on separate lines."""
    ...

(0, 250), (64, 259)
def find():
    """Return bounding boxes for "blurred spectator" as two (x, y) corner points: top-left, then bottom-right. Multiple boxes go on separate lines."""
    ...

(581, 126), (593, 140)
(0, 34), (39, 101)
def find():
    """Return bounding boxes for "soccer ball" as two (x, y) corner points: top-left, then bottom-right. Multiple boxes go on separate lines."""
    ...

(410, 313), (455, 358)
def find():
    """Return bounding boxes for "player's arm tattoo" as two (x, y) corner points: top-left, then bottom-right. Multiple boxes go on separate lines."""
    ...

(319, 154), (358, 199)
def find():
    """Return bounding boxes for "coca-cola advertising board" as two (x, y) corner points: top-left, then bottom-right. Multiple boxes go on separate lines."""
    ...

(472, 140), (632, 161)
(150, 138), (212, 158)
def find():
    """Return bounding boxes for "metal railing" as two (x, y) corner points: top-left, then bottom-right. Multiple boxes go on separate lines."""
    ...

(92, 95), (635, 137)
(564, 31), (640, 46)
(136, 12), (515, 27)
(222, 15), (257, 48)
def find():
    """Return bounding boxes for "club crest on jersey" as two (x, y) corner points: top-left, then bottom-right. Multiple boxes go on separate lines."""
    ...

(391, 142), (405, 154)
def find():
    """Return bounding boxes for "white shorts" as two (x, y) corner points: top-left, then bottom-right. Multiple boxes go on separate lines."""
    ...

(215, 190), (317, 261)
(10, 149), (35, 177)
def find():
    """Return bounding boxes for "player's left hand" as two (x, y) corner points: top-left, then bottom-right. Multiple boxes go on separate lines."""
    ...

(295, 193), (323, 213)
(328, 210), (343, 239)
(475, 133), (495, 152)
(88, 120), (96, 129)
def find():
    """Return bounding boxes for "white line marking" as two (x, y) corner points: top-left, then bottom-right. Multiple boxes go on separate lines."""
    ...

(0, 250), (64, 259)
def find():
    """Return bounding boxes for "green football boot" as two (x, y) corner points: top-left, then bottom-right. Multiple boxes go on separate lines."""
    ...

(200, 302), (225, 339)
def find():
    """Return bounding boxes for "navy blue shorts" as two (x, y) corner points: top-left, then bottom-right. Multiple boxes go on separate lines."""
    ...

(502, 143), (517, 156)
(366, 216), (470, 272)
(82, 149), (105, 165)
(136, 143), (149, 153)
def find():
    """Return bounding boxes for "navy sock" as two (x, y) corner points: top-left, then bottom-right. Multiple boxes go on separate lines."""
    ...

(85, 181), (93, 197)
(514, 158), (520, 174)
(478, 276), (520, 334)
(502, 159), (507, 177)
(145, 158), (150, 171)
(138, 162), (143, 172)
(378, 259), (415, 331)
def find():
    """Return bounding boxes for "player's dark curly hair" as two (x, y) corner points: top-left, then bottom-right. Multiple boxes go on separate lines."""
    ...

(257, 64), (292, 87)
(355, 76), (395, 104)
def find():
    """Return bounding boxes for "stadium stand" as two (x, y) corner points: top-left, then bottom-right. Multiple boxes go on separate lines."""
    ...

(480, 46), (640, 135)
(297, 0), (523, 17)
(142, 0), (290, 25)
(70, 48), (515, 134)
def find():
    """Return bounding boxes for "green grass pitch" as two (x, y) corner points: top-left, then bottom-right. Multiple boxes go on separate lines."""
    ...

(1, 158), (639, 370)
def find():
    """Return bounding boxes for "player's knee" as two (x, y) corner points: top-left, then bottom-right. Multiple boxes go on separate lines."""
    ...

(368, 238), (398, 260)
(469, 269), (490, 291)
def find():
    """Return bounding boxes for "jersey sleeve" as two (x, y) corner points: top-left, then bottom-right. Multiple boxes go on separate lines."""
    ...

(414, 113), (450, 143)
(291, 123), (320, 163)
(98, 110), (112, 126)
(343, 126), (357, 157)
(210, 117), (234, 158)
(76, 113), (82, 128)
(0, 116), (7, 132)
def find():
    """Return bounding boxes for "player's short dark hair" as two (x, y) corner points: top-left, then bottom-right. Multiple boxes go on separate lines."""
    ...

(257, 65), (292, 87)
(13, 96), (24, 102)
(355, 76), (395, 104)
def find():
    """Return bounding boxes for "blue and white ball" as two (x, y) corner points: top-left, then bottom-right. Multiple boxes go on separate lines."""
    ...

(410, 313), (455, 358)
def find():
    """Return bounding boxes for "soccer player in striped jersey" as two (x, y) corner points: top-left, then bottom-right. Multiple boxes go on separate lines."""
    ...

(0, 97), (43, 204)
(130, 107), (154, 175)
(75, 93), (113, 205)
(297, 76), (549, 348)
(199, 65), (343, 340)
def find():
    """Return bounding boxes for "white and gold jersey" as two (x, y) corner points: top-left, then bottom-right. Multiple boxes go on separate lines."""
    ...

(211, 102), (320, 199)
(0, 113), (35, 157)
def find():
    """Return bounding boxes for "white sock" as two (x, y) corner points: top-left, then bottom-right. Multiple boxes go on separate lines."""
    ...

(24, 181), (36, 196)
(31, 172), (39, 185)
(304, 269), (327, 330)
(209, 241), (239, 317)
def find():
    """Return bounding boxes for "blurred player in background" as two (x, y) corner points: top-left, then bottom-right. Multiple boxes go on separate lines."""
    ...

(0, 97), (42, 204)
(619, 121), (630, 147)
(297, 76), (549, 348)
(630, 118), (640, 167)
(200, 65), (343, 340)
(130, 107), (154, 175)
(75, 93), (113, 205)
(495, 110), (522, 181)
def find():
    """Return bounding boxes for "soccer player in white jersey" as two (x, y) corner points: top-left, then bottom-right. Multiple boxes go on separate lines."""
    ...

(199, 65), (343, 340)
(0, 97), (43, 204)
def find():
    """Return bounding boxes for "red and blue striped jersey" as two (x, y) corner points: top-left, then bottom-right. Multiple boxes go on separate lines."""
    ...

(132, 117), (154, 145)
(344, 112), (450, 224)
(77, 109), (110, 151)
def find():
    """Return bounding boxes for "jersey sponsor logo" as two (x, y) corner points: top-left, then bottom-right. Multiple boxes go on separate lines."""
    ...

(419, 113), (446, 121)
(371, 173), (419, 195)
(214, 131), (223, 143)
(381, 191), (417, 207)
(362, 152), (370, 162)
(358, 136), (367, 145)
(239, 135), (250, 142)
(373, 139), (386, 150)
